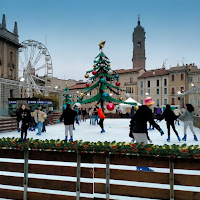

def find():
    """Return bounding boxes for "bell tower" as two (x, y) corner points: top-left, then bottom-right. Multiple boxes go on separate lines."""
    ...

(132, 15), (146, 69)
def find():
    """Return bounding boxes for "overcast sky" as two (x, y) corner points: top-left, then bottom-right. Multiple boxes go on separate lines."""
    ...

(1, 0), (200, 81)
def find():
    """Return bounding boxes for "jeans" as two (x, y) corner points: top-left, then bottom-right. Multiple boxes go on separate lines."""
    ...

(89, 115), (95, 125)
(37, 121), (43, 135)
(95, 115), (99, 124)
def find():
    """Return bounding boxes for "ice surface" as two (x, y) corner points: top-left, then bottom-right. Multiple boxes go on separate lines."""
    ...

(1, 119), (199, 145)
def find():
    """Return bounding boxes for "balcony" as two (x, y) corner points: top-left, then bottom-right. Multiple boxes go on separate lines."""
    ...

(124, 82), (137, 86)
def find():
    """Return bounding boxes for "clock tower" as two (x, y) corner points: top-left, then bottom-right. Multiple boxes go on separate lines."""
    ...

(132, 16), (146, 69)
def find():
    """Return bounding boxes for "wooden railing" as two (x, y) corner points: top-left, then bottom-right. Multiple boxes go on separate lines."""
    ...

(0, 117), (17, 132)
(0, 149), (199, 200)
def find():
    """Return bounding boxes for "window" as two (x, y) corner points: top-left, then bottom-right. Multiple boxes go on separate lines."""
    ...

(171, 75), (174, 81)
(198, 99), (200, 106)
(171, 98), (175, 105)
(140, 90), (143, 96)
(147, 80), (150, 87)
(181, 74), (184, 80)
(140, 80), (143, 88)
(198, 75), (200, 82)
(171, 87), (175, 94)
(156, 99), (159, 106)
(10, 69), (13, 79)
(157, 89), (159, 94)
(147, 89), (150, 95)
(181, 87), (184, 93)
(10, 51), (13, 61)
(164, 88), (167, 95)
(188, 76), (193, 83)
(157, 80), (159, 87)
(126, 87), (131, 93)
(131, 87), (134, 94)
(164, 78), (167, 86)
(130, 77), (133, 83)
(10, 90), (13, 98)
(141, 100), (143, 105)
(164, 99), (167, 105)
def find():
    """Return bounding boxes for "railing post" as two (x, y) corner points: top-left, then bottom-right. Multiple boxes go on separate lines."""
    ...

(105, 153), (110, 200)
(23, 148), (29, 200)
(76, 152), (81, 200)
(169, 158), (174, 200)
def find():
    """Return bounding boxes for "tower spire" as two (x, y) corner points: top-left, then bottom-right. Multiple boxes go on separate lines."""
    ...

(138, 14), (140, 26)
(14, 22), (18, 35)
(2, 14), (6, 29)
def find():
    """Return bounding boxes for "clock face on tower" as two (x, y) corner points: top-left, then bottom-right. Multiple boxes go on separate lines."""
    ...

(137, 41), (141, 48)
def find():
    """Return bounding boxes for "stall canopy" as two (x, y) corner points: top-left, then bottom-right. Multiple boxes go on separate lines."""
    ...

(119, 97), (141, 108)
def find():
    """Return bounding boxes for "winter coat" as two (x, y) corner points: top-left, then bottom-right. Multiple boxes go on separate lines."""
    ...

(33, 110), (47, 123)
(179, 110), (194, 122)
(18, 108), (31, 127)
(159, 107), (177, 122)
(129, 108), (134, 118)
(60, 108), (77, 125)
(155, 107), (162, 115)
(98, 108), (105, 119)
(82, 110), (87, 116)
(129, 105), (161, 134)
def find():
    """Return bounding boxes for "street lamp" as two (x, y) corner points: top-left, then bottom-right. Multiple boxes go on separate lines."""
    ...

(191, 83), (195, 87)
(20, 77), (25, 82)
(54, 86), (59, 89)
(145, 92), (149, 96)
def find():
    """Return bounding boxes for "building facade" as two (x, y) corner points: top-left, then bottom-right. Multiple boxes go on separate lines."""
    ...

(138, 68), (169, 107)
(168, 64), (200, 114)
(0, 14), (21, 115)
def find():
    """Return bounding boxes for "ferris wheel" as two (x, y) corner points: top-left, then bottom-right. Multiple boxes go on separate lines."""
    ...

(19, 40), (53, 97)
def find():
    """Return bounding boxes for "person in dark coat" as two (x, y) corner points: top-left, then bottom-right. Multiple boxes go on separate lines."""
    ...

(159, 104), (180, 142)
(18, 104), (31, 140)
(59, 104), (77, 141)
(82, 108), (87, 122)
(129, 106), (135, 118)
(129, 97), (164, 172)
(129, 97), (164, 145)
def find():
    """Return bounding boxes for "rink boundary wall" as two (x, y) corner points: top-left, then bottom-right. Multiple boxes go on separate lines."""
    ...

(0, 149), (199, 199)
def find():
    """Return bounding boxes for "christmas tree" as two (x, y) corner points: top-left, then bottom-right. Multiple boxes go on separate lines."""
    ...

(78, 41), (136, 110)
(63, 82), (74, 107)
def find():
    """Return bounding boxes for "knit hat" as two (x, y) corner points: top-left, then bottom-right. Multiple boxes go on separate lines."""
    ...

(144, 97), (155, 106)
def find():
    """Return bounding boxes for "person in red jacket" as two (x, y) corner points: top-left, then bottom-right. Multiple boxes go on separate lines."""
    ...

(97, 106), (105, 133)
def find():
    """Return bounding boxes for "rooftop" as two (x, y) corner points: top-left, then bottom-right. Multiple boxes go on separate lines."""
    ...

(68, 83), (87, 90)
(115, 68), (142, 74)
(139, 68), (169, 78)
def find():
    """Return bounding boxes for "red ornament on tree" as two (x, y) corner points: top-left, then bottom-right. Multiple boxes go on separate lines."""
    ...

(92, 70), (97, 75)
(107, 103), (114, 111)
(116, 81), (120, 86)
(86, 83), (89, 87)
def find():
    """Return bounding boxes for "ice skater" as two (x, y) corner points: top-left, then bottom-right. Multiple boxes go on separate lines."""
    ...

(129, 97), (164, 145)
(59, 104), (77, 141)
(174, 107), (181, 125)
(33, 108), (46, 136)
(179, 104), (198, 141)
(97, 106), (105, 133)
(129, 97), (164, 172)
(159, 104), (180, 142)
(18, 104), (31, 140)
